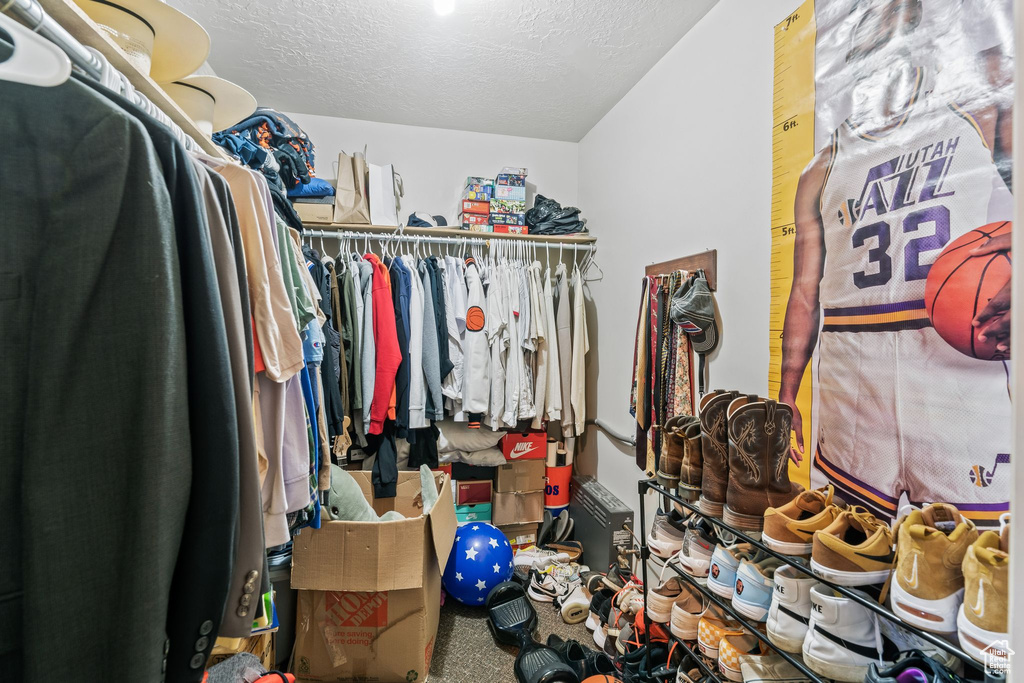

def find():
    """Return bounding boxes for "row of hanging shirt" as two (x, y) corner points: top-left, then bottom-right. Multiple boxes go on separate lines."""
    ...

(304, 233), (593, 479)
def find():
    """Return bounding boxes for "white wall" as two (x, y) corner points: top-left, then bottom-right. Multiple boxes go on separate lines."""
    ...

(285, 112), (579, 226)
(575, 0), (801, 521)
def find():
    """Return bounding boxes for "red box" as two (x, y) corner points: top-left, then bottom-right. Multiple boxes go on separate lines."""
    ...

(461, 213), (491, 226)
(494, 225), (528, 235)
(502, 431), (547, 461)
(461, 200), (490, 215)
(456, 480), (493, 505)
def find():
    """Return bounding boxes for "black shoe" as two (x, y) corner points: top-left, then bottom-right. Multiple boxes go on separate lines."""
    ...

(546, 635), (617, 679)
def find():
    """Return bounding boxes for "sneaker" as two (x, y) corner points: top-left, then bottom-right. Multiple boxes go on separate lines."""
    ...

(707, 542), (757, 599)
(585, 588), (613, 631)
(866, 650), (965, 683)
(545, 634), (617, 679)
(670, 582), (708, 640)
(802, 584), (900, 682)
(527, 568), (577, 602)
(719, 633), (770, 682)
(763, 484), (846, 556)
(891, 503), (978, 634)
(647, 575), (685, 623)
(957, 517), (1010, 666)
(668, 515), (719, 581)
(602, 560), (634, 591)
(766, 565), (818, 653)
(608, 583), (645, 641)
(558, 584), (591, 624)
(649, 508), (690, 559)
(732, 555), (784, 622)
(811, 507), (894, 586)
(697, 611), (744, 660)
(739, 652), (806, 682)
(513, 545), (560, 579)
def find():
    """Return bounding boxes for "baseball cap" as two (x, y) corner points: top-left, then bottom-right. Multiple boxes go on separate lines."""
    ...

(407, 212), (449, 227)
(670, 271), (719, 354)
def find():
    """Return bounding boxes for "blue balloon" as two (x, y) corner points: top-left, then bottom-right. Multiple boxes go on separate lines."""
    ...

(442, 522), (514, 605)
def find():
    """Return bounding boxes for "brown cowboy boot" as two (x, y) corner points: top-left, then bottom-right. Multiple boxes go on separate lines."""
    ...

(678, 417), (703, 502)
(698, 390), (738, 517)
(724, 395), (802, 532)
(657, 415), (686, 489)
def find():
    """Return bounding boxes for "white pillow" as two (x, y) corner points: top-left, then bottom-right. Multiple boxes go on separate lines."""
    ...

(437, 419), (504, 454)
(439, 447), (506, 467)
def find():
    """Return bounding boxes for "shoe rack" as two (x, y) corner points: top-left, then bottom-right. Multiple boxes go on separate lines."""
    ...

(636, 479), (992, 682)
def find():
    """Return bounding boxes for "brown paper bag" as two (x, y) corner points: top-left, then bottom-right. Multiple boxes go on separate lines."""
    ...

(333, 149), (370, 224)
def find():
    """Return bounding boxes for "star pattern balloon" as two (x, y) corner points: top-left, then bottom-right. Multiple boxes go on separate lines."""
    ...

(442, 523), (514, 605)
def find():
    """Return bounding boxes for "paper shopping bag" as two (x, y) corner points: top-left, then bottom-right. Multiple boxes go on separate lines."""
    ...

(333, 149), (370, 224)
(368, 163), (403, 227)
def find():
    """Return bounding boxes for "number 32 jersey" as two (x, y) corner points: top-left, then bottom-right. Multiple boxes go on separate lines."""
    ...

(818, 69), (999, 326)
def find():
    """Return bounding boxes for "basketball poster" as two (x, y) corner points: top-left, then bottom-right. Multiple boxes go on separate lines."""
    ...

(768, 0), (1013, 528)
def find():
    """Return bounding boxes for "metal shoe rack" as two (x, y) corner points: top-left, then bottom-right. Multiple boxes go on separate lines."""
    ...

(636, 479), (992, 683)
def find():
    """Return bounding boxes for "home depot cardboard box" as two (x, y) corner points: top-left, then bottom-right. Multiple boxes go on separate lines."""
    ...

(207, 631), (275, 669)
(291, 471), (457, 682)
(494, 460), (546, 493)
(492, 490), (545, 526)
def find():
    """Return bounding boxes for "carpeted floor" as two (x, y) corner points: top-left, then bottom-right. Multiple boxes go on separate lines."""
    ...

(429, 595), (593, 682)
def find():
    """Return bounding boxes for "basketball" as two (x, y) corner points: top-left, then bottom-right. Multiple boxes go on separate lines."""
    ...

(466, 305), (486, 332)
(924, 221), (1012, 360)
(581, 676), (622, 683)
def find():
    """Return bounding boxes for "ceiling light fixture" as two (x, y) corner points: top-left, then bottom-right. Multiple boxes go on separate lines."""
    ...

(434, 0), (454, 16)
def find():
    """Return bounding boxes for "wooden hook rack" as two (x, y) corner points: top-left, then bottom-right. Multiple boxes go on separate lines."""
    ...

(645, 249), (717, 290)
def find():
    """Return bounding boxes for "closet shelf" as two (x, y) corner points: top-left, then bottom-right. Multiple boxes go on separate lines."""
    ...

(302, 223), (597, 245)
(38, 0), (229, 160)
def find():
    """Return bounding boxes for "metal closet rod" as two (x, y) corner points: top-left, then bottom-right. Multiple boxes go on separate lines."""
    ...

(301, 228), (596, 252)
(643, 480), (985, 672)
(2, 0), (104, 78)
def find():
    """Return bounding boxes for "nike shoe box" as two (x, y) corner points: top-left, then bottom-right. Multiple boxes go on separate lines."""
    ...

(502, 431), (547, 460)
(492, 490), (545, 526)
(455, 502), (492, 525)
(494, 460), (546, 493)
(291, 470), (457, 683)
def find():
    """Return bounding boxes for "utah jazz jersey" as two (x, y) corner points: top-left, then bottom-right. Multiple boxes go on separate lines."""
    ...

(811, 69), (1011, 527)
(818, 68), (998, 329)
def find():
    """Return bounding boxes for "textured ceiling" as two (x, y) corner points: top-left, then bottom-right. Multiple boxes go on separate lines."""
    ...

(171, 0), (718, 141)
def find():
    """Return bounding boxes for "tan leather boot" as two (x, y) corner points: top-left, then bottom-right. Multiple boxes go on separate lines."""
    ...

(698, 390), (738, 517)
(724, 395), (801, 531)
(678, 417), (702, 502)
(657, 415), (685, 488)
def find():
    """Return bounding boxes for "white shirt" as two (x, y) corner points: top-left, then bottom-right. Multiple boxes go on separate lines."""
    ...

(570, 265), (589, 436)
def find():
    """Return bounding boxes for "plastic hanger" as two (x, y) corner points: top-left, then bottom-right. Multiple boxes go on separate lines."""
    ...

(0, 13), (71, 87)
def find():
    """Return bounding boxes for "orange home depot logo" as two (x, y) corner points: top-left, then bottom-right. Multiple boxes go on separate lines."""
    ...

(325, 591), (389, 628)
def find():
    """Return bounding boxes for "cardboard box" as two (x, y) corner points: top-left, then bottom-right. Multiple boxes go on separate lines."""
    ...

(492, 490), (545, 526)
(494, 460), (546, 493)
(456, 480), (492, 505)
(461, 200), (490, 215)
(490, 198), (527, 214)
(455, 502), (492, 525)
(502, 431), (547, 461)
(466, 176), (492, 186)
(207, 632), (275, 669)
(499, 523), (539, 551)
(291, 471), (456, 683)
(494, 225), (528, 235)
(496, 173), (526, 187)
(494, 184), (526, 202)
(460, 212), (491, 226)
(465, 224), (493, 233)
(462, 183), (494, 201)
(294, 201), (335, 224)
(499, 167), (529, 176)
(489, 212), (526, 226)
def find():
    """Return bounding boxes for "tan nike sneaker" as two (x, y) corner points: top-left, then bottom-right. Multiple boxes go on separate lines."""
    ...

(810, 507), (894, 586)
(891, 503), (978, 634)
(957, 519), (1010, 666)
(763, 484), (847, 556)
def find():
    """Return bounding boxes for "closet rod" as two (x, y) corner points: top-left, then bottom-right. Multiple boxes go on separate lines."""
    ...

(2, 0), (103, 78)
(302, 228), (596, 252)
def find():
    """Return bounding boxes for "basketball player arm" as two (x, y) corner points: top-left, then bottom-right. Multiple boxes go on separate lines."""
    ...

(779, 150), (828, 463)
(970, 233), (1012, 352)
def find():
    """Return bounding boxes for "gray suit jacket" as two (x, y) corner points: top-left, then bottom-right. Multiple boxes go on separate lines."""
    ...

(0, 78), (190, 681)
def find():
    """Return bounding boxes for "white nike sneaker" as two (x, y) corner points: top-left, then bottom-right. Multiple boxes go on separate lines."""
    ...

(558, 584), (590, 624)
(802, 584), (899, 682)
(766, 565), (818, 653)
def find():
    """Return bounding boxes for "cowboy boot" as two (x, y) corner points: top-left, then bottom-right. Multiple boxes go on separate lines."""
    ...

(657, 415), (685, 489)
(724, 395), (801, 532)
(698, 390), (738, 517)
(678, 417), (703, 502)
